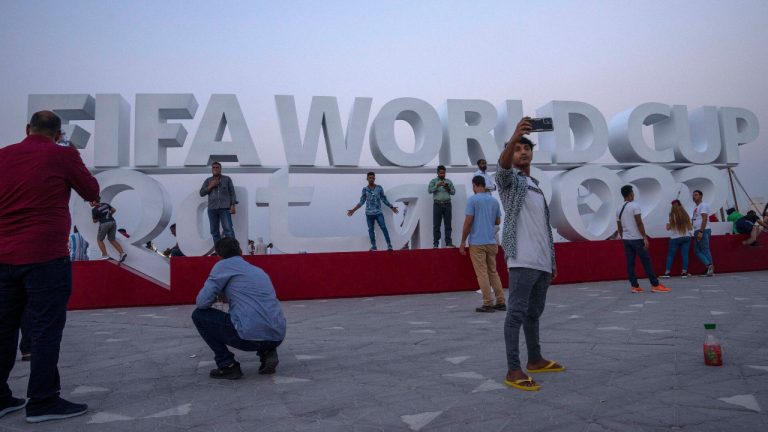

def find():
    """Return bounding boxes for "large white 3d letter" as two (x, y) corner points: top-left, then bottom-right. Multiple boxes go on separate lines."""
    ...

(680, 106), (721, 164)
(536, 101), (608, 163)
(135, 94), (198, 166)
(440, 99), (498, 166)
(71, 170), (172, 285)
(381, 184), (434, 250)
(672, 166), (729, 216)
(717, 107), (759, 164)
(254, 168), (371, 252)
(609, 103), (675, 163)
(94, 94), (131, 167)
(185, 95), (261, 166)
(550, 166), (621, 241)
(370, 98), (442, 167)
(276, 95), (372, 166)
(28, 94), (95, 149)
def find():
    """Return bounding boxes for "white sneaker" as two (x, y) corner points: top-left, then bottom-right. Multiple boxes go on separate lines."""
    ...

(95, 256), (110, 260)
(119, 253), (128, 263)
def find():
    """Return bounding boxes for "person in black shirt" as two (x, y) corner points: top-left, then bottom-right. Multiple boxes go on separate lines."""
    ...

(90, 197), (127, 262)
(736, 210), (767, 246)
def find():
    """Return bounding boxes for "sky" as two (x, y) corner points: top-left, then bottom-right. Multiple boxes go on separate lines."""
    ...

(1, 0), (767, 247)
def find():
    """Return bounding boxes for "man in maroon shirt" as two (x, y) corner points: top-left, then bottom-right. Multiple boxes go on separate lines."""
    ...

(0, 111), (99, 423)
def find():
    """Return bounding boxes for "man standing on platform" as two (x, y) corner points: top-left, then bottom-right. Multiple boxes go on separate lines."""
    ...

(496, 118), (563, 392)
(690, 190), (714, 276)
(199, 162), (237, 248)
(192, 238), (286, 380)
(347, 172), (399, 251)
(0, 111), (99, 422)
(473, 159), (496, 194)
(428, 165), (456, 248)
(617, 185), (670, 294)
(459, 175), (505, 313)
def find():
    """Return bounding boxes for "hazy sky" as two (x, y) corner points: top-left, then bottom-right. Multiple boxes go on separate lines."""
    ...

(2, 0), (767, 244)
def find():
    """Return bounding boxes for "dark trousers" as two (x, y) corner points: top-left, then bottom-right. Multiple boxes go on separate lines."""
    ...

(0, 257), (71, 407)
(504, 268), (551, 370)
(191, 308), (281, 368)
(623, 239), (659, 287)
(433, 202), (453, 246)
(19, 312), (31, 354)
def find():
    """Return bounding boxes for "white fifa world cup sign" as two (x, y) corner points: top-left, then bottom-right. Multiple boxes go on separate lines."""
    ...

(32, 93), (759, 283)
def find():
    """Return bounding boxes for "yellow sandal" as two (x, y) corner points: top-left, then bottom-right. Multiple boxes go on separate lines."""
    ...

(504, 377), (540, 391)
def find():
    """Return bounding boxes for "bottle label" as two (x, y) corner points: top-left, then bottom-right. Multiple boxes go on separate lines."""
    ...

(703, 343), (723, 366)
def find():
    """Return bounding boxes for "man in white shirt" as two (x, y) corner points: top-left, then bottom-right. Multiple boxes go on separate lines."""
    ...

(616, 185), (670, 294)
(690, 190), (714, 276)
(473, 159), (496, 193)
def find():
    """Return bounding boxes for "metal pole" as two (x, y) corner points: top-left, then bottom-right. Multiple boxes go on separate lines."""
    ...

(727, 168), (739, 212)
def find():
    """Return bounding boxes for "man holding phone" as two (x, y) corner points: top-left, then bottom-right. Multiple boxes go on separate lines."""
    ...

(199, 162), (237, 248)
(496, 117), (563, 392)
(428, 165), (456, 248)
(0, 111), (99, 422)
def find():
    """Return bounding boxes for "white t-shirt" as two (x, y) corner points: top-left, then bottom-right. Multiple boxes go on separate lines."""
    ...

(691, 202), (711, 231)
(472, 170), (496, 192)
(505, 177), (552, 273)
(617, 201), (643, 240)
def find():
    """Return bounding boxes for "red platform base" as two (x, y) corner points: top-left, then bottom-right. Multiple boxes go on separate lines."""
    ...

(69, 234), (768, 310)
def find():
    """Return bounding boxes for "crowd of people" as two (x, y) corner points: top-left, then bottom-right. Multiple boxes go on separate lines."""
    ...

(1, 111), (765, 424)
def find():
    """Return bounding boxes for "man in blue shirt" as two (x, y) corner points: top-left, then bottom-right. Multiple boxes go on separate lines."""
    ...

(347, 172), (399, 251)
(459, 176), (505, 313)
(192, 238), (286, 380)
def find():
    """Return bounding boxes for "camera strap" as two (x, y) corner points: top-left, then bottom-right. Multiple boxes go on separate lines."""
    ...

(618, 202), (630, 221)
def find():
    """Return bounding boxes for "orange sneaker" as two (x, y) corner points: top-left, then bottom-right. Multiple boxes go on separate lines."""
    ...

(631, 286), (644, 293)
(651, 284), (671, 293)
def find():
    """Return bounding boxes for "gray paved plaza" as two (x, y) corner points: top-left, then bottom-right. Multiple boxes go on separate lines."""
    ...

(3, 270), (768, 431)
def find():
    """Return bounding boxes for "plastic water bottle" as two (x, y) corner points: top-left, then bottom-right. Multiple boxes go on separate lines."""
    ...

(703, 323), (723, 366)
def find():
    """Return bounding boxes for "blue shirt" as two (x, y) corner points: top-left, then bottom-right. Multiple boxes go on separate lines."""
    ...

(358, 185), (394, 215)
(195, 256), (286, 341)
(466, 193), (501, 245)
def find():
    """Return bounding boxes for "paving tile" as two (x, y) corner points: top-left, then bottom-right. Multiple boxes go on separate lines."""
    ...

(2, 270), (767, 431)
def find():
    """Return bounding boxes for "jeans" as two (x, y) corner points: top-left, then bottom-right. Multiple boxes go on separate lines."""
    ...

(665, 236), (691, 272)
(192, 308), (282, 368)
(692, 229), (713, 266)
(365, 213), (392, 248)
(469, 245), (504, 306)
(0, 257), (71, 407)
(208, 208), (235, 245)
(433, 202), (453, 246)
(623, 239), (659, 287)
(504, 268), (551, 370)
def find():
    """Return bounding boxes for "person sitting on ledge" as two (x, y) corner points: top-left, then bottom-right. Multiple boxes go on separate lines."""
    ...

(735, 210), (767, 246)
(192, 238), (286, 380)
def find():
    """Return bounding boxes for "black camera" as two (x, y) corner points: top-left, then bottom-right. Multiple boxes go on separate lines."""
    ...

(529, 117), (554, 132)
